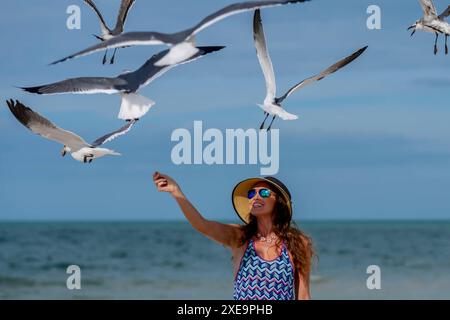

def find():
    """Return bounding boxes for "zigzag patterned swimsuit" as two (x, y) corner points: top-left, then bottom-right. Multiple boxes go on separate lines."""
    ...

(233, 239), (295, 300)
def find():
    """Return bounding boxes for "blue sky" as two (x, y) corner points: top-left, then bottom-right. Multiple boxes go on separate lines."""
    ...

(1, 0), (450, 221)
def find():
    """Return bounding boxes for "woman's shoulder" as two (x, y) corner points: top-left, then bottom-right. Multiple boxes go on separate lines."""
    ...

(225, 223), (247, 249)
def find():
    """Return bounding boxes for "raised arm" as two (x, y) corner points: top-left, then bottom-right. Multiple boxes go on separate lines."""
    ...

(153, 172), (242, 248)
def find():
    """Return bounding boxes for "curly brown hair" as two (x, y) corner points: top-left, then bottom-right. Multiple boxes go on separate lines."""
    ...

(239, 190), (314, 279)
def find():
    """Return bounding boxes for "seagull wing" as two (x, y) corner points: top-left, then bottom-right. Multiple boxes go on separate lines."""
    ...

(91, 120), (136, 148)
(6, 99), (89, 151)
(253, 9), (276, 104)
(113, 0), (136, 34)
(21, 77), (125, 95)
(51, 1), (308, 66)
(419, 0), (438, 19)
(49, 31), (168, 65)
(190, 0), (309, 36)
(277, 46), (368, 104)
(84, 0), (111, 35)
(439, 5), (450, 20)
(129, 46), (225, 89)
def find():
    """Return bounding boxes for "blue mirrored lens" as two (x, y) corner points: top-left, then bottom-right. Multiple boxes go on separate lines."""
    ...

(247, 189), (257, 199)
(259, 189), (271, 198)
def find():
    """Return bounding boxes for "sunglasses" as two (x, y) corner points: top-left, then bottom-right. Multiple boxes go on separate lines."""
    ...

(247, 188), (272, 199)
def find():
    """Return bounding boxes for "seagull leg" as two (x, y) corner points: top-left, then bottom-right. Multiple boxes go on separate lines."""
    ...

(434, 32), (439, 55)
(445, 34), (448, 55)
(102, 49), (108, 65)
(110, 48), (118, 64)
(259, 112), (270, 130)
(267, 116), (276, 132)
(89, 159), (93, 164)
(83, 156), (87, 163)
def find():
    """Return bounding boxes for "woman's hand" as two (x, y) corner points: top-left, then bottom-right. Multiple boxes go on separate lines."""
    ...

(153, 172), (183, 198)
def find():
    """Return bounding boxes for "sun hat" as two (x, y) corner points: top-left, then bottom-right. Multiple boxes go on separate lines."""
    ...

(232, 177), (293, 224)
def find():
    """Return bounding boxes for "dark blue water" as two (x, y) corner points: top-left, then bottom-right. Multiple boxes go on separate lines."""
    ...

(0, 221), (449, 299)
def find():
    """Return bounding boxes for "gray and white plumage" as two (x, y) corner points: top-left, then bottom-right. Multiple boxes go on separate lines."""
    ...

(253, 9), (367, 129)
(50, 0), (310, 66)
(84, 0), (135, 37)
(439, 5), (450, 20)
(275, 47), (369, 104)
(23, 46), (225, 120)
(90, 119), (135, 148)
(84, 0), (136, 64)
(6, 99), (135, 163)
(409, 0), (450, 55)
(417, 0), (450, 21)
(419, 0), (438, 19)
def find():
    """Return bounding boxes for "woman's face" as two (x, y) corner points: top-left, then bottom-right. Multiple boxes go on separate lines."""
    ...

(248, 182), (277, 218)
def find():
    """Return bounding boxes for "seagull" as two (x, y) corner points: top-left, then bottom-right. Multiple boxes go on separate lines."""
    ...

(50, 0), (309, 66)
(408, 0), (450, 55)
(83, 0), (136, 64)
(6, 100), (136, 163)
(22, 46), (224, 121)
(253, 9), (368, 130)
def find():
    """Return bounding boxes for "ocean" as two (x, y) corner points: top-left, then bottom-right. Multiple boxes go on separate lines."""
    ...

(0, 221), (449, 300)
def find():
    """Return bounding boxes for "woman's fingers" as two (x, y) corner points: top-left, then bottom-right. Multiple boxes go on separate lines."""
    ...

(153, 171), (170, 182)
(154, 178), (167, 185)
(153, 171), (177, 193)
(153, 172), (166, 183)
(156, 179), (169, 192)
(157, 180), (167, 187)
(156, 182), (168, 190)
(153, 172), (162, 180)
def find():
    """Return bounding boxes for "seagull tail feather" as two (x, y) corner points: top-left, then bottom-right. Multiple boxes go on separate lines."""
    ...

(20, 86), (44, 95)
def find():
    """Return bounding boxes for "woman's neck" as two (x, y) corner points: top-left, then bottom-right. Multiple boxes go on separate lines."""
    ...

(256, 215), (274, 237)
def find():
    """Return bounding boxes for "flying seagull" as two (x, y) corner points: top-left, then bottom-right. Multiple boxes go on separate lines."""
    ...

(253, 9), (367, 130)
(50, 0), (309, 66)
(84, 0), (136, 64)
(408, 0), (450, 55)
(22, 46), (224, 121)
(6, 99), (135, 163)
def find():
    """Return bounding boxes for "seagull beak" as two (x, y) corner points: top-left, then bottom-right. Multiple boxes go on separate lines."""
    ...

(92, 34), (104, 41)
(407, 25), (416, 36)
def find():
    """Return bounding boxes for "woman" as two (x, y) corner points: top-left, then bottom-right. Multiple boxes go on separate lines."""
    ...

(153, 172), (314, 300)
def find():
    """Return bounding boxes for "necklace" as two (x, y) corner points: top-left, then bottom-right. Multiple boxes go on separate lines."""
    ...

(256, 233), (277, 245)
(256, 233), (278, 257)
